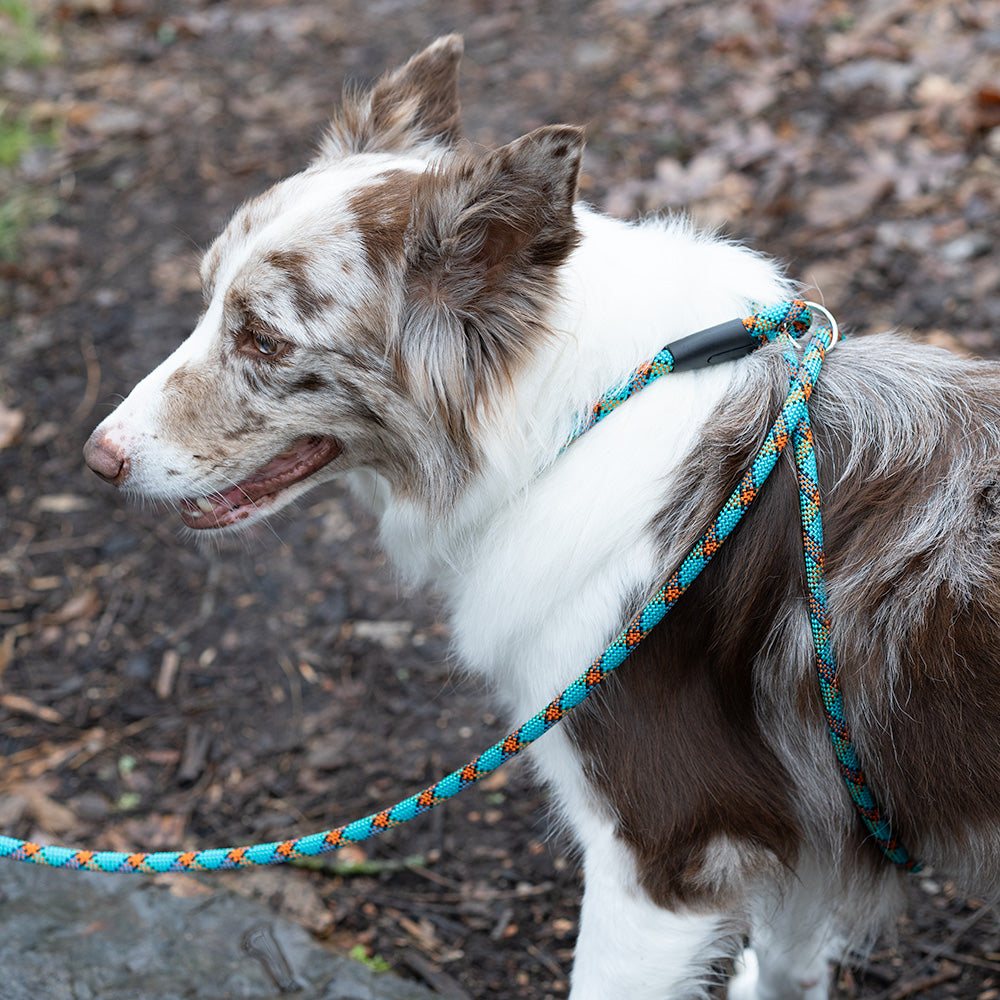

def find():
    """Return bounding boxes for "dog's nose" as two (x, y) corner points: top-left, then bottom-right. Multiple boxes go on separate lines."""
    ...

(83, 431), (129, 485)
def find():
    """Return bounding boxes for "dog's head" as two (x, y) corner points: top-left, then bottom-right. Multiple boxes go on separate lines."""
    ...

(84, 36), (583, 530)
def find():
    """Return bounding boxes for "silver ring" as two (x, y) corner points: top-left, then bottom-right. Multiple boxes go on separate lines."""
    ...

(803, 301), (840, 351)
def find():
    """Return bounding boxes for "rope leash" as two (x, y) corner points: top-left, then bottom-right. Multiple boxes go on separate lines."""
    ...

(0, 300), (916, 873)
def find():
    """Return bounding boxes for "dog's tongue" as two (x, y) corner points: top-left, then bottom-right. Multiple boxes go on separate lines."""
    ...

(180, 435), (341, 529)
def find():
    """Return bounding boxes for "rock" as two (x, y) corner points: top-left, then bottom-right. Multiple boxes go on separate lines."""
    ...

(821, 59), (919, 103)
(0, 861), (439, 1000)
(940, 232), (994, 263)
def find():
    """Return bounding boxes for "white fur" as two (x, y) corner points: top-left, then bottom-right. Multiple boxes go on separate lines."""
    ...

(402, 212), (796, 998)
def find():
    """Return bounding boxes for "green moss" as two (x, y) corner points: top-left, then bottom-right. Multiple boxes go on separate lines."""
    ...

(0, 0), (53, 69)
(0, 109), (54, 168)
(349, 944), (392, 973)
(0, 4), (61, 261)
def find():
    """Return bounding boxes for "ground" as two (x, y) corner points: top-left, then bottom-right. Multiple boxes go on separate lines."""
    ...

(2, 1), (1000, 998)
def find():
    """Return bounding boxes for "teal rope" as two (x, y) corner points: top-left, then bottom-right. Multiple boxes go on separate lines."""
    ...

(785, 359), (915, 868)
(0, 300), (915, 872)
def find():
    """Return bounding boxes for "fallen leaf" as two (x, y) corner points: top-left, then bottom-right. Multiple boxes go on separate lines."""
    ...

(22, 783), (77, 834)
(218, 868), (335, 935)
(123, 812), (187, 850)
(0, 403), (24, 449)
(49, 586), (101, 625)
(974, 86), (1000, 130)
(35, 493), (93, 513)
(803, 175), (895, 229)
(0, 794), (28, 827)
(914, 74), (967, 107)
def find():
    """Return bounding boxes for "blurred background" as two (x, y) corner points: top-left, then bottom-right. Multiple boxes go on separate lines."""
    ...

(1, 2), (999, 998)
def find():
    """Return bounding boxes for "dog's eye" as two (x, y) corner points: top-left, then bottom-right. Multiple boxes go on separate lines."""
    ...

(253, 333), (279, 356)
(235, 323), (289, 361)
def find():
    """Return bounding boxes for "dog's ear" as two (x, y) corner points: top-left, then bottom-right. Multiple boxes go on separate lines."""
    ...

(321, 35), (463, 158)
(399, 125), (584, 426)
(409, 124), (584, 295)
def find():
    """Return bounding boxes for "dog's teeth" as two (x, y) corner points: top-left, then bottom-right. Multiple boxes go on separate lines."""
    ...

(196, 496), (214, 513)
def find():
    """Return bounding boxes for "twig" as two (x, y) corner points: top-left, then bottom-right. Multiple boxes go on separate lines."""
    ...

(0, 692), (63, 724)
(177, 723), (211, 785)
(845, 955), (897, 985)
(156, 649), (181, 699)
(912, 944), (1000, 974)
(0, 624), (31, 681)
(91, 578), (126, 648)
(526, 940), (566, 979)
(277, 654), (302, 727)
(402, 949), (472, 1000)
(870, 902), (995, 1000)
(67, 717), (155, 769)
(888, 959), (960, 1000)
(72, 329), (101, 424)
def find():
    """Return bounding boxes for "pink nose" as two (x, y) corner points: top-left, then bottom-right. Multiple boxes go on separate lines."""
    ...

(83, 431), (129, 485)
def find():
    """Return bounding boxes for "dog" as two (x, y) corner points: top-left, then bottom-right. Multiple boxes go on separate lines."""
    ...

(83, 35), (1000, 1000)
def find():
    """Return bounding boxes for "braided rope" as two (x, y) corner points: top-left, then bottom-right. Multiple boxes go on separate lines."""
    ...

(784, 357), (916, 869)
(0, 300), (916, 873)
(563, 300), (812, 447)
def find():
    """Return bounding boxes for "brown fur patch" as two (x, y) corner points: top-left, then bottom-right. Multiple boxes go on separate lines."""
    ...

(808, 357), (1000, 851)
(264, 249), (334, 321)
(567, 366), (803, 909)
(570, 336), (1000, 905)
(348, 171), (415, 279)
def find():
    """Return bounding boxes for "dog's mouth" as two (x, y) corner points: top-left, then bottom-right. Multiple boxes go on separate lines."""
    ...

(179, 435), (342, 530)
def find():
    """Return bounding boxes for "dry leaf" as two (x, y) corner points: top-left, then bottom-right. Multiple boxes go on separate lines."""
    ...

(123, 812), (187, 850)
(218, 869), (335, 935)
(0, 794), (28, 827)
(0, 403), (24, 450)
(22, 784), (78, 834)
(35, 494), (93, 513)
(49, 586), (101, 625)
(974, 86), (1000, 131)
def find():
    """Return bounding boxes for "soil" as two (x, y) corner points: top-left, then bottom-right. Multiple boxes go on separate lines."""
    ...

(2, 2), (1000, 998)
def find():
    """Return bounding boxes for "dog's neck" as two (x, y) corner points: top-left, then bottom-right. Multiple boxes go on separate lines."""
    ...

(354, 207), (793, 596)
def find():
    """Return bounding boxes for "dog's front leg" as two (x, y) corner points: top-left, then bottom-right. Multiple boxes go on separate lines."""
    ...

(569, 822), (742, 1000)
(728, 853), (846, 1000)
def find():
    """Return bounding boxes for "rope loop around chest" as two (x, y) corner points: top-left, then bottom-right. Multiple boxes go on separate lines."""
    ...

(0, 300), (916, 874)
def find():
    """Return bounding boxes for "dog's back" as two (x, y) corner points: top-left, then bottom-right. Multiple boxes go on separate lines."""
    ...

(569, 334), (1000, 905)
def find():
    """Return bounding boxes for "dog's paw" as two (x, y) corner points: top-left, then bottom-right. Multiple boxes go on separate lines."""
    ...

(728, 947), (829, 1000)
(728, 948), (760, 1000)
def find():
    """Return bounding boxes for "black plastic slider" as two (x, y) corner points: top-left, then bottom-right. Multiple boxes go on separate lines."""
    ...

(665, 318), (759, 373)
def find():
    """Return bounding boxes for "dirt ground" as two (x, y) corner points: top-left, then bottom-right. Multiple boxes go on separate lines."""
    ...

(2, 1), (1000, 998)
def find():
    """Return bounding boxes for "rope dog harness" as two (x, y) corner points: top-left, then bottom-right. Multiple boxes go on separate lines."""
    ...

(0, 300), (917, 873)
